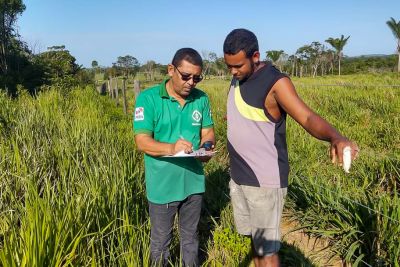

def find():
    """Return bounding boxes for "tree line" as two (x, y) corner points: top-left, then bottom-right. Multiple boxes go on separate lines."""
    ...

(0, 1), (93, 96)
(264, 22), (399, 78)
(1, 0), (399, 97)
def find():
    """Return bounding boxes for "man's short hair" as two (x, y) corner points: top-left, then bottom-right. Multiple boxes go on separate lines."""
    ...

(172, 48), (203, 68)
(223, 28), (259, 58)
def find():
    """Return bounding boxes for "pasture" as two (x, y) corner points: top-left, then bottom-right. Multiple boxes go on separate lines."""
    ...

(0, 73), (399, 266)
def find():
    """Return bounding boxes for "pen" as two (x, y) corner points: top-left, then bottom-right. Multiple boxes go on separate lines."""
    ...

(179, 135), (194, 152)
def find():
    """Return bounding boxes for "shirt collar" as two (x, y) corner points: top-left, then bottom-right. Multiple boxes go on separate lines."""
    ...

(159, 79), (170, 98)
(159, 79), (195, 102)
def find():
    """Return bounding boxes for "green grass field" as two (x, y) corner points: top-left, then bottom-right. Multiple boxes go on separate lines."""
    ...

(0, 73), (399, 266)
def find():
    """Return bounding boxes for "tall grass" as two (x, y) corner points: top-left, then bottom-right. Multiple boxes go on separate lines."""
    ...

(0, 73), (399, 266)
(285, 74), (400, 266)
(198, 74), (400, 266)
(0, 88), (150, 266)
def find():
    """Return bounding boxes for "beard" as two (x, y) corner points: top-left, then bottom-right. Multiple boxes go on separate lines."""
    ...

(238, 60), (259, 84)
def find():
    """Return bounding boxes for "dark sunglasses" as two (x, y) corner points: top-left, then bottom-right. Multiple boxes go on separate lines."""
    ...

(173, 65), (203, 83)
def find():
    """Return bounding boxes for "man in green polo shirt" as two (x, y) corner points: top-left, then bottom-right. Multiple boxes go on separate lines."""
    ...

(133, 48), (215, 266)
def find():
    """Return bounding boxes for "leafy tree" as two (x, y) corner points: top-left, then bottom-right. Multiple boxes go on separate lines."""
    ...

(308, 42), (325, 77)
(0, 0), (25, 93)
(104, 65), (118, 80)
(91, 60), (100, 78)
(0, 0), (25, 75)
(266, 50), (286, 71)
(202, 51), (217, 79)
(341, 55), (397, 74)
(266, 50), (284, 63)
(91, 60), (98, 69)
(214, 57), (228, 78)
(287, 54), (298, 77)
(322, 49), (336, 75)
(386, 17), (400, 72)
(36, 45), (80, 87)
(0, 37), (46, 95)
(325, 35), (350, 76)
(75, 68), (94, 86)
(47, 45), (65, 51)
(142, 60), (156, 81)
(115, 55), (139, 78)
(157, 63), (168, 76)
(295, 45), (312, 77)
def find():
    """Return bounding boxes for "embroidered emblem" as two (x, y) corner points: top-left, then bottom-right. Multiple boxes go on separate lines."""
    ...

(192, 110), (202, 122)
(135, 107), (144, 121)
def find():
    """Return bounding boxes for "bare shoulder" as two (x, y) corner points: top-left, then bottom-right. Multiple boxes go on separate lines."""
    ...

(270, 77), (314, 124)
(271, 77), (296, 95)
(264, 77), (298, 121)
(271, 77), (303, 109)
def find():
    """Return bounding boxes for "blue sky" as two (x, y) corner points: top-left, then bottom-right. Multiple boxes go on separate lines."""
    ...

(18, 0), (400, 67)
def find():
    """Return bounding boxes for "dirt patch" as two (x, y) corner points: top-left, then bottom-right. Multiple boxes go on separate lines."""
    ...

(281, 216), (344, 267)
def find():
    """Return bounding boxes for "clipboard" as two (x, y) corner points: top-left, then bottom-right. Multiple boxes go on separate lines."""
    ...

(163, 148), (217, 158)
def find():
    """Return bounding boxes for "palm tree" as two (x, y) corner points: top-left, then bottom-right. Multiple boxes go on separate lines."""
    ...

(325, 35), (350, 76)
(266, 50), (284, 63)
(386, 17), (400, 72)
(266, 50), (285, 70)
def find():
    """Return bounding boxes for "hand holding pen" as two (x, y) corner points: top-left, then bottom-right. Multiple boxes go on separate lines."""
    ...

(171, 135), (193, 154)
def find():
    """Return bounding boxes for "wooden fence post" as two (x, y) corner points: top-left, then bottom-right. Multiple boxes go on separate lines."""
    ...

(122, 77), (127, 115)
(134, 80), (141, 99)
(114, 77), (119, 106)
(108, 78), (112, 98)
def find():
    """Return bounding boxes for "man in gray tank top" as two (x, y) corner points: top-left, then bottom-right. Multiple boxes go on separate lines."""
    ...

(223, 28), (359, 267)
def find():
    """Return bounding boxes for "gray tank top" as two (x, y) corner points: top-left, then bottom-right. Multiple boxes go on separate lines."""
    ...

(227, 63), (289, 188)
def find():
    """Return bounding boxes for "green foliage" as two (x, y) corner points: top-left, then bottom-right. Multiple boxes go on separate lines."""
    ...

(341, 55), (397, 74)
(0, 38), (46, 95)
(0, 0), (36, 95)
(0, 86), (149, 266)
(386, 17), (400, 72)
(36, 46), (80, 81)
(325, 35), (350, 55)
(75, 68), (95, 87)
(30, 46), (96, 91)
(138, 60), (167, 82)
(91, 60), (99, 69)
(325, 35), (350, 75)
(266, 50), (285, 63)
(114, 55), (139, 78)
(210, 227), (251, 264)
(0, 0), (26, 74)
(286, 74), (400, 265)
(386, 17), (400, 45)
(1, 74), (399, 266)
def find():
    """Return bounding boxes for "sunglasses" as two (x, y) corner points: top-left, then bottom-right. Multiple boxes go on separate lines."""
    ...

(173, 65), (203, 83)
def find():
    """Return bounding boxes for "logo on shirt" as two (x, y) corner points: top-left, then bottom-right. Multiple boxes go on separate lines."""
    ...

(192, 110), (202, 122)
(135, 107), (144, 121)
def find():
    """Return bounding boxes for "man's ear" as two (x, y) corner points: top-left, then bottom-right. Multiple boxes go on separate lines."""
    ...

(167, 64), (175, 77)
(252, 51), (260, 64)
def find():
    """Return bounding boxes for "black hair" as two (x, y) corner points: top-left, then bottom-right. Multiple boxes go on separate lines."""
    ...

(223, 28), (259, 58)
(172, 48), (203, 68)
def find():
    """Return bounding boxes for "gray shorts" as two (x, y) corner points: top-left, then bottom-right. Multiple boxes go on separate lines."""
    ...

(229, 179), (287, 256)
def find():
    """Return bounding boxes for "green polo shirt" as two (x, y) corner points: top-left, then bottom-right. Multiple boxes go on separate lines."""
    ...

(133, 79), (214, 204)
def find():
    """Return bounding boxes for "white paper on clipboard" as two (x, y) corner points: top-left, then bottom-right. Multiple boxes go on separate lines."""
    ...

(163, 148), (216, 158)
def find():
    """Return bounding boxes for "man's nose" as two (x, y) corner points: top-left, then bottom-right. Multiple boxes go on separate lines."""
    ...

(230, 68), (238, 76)
(187, 77), (195, 85)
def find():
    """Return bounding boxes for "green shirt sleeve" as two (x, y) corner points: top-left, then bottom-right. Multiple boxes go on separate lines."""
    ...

(133, 93), (154, 136)
(202, 94), (214, 128)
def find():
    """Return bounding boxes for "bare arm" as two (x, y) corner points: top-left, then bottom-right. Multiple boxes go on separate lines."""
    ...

(135, 134), (193, 157)
(196, 127), (216, 162)
(200, 127), (215, 147)
(271, 77), (359, 164)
